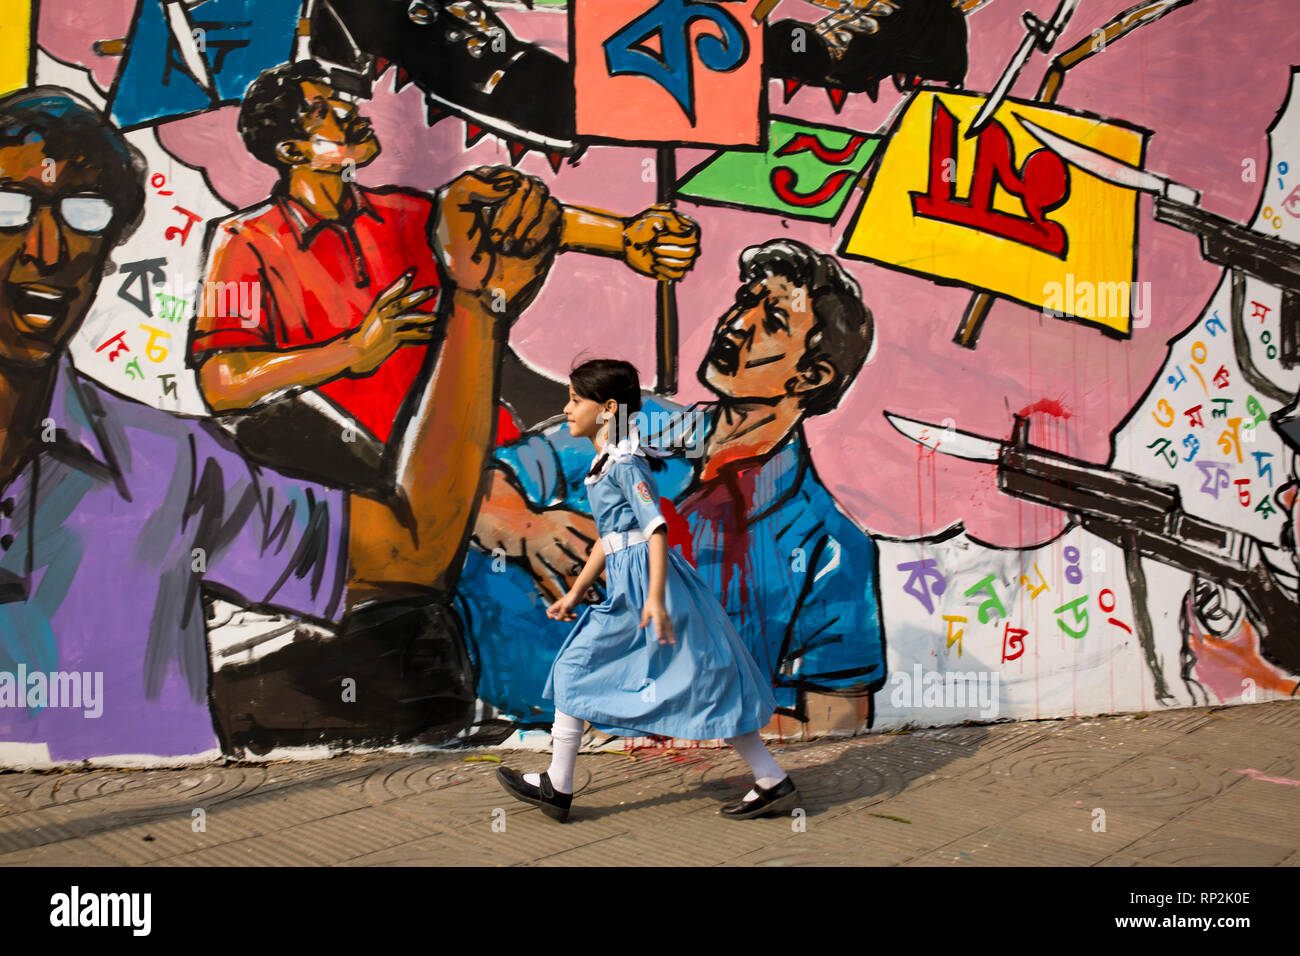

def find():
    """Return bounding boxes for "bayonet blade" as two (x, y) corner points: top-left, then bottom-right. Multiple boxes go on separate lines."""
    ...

(1018, 116), (1203, 204)
(967, 0), (1081, 138)
(967, 30), (1037, 138)
(885, 413), (1003, 462)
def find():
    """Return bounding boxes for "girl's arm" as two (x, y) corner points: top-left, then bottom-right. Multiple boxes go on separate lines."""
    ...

(641, 528), (675, 645)
(646, 527), (668, 605)
(566, 537), (607, 600)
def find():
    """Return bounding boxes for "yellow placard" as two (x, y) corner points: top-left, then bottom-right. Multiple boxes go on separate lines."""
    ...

(840, 91), (1146, 334)
(0, 0), (32, 97)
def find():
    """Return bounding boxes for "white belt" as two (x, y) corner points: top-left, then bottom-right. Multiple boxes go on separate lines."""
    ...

(602, 529), (647, 553)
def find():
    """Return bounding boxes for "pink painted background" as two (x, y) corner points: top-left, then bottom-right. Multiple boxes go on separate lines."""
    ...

(36, 0), (1296, 547)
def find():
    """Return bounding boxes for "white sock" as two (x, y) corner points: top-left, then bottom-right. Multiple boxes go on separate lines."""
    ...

(523, 710), (584, 795)
(726, 731), (787, 801)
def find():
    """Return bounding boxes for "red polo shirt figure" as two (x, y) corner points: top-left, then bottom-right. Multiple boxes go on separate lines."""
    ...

(192, 180), (442, 443)
(190, 59), (702, 455)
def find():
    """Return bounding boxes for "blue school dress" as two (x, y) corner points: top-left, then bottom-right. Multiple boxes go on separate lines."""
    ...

(543, 431), (777, 740)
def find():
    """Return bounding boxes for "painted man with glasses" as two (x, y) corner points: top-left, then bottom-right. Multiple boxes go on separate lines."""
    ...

(0, 86), (563, 762)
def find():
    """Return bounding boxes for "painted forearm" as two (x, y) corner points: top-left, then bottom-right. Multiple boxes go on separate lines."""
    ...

(197, 339), (357, 413)
(347, 289), (508, 595)
(472, 467), (532, 553)
(559, 205), (625, 257)
(401, 288), (509, 563)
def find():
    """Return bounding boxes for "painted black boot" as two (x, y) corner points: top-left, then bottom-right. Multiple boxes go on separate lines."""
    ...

(310, 0), (579, 155)
(766, 0), (968, 98)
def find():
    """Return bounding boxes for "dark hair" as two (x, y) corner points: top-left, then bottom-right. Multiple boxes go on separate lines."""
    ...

(571, 358), (666, 475)
(737, 238), (873, 417)
(238, 60), (331, 169)
(0, 86), (147, 243)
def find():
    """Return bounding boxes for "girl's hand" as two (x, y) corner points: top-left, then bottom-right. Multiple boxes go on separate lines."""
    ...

(639, 598), (675, 645)
(546, 591), (581, 622)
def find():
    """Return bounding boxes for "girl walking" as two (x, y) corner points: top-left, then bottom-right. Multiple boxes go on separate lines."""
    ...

(497, 359), (800, 822)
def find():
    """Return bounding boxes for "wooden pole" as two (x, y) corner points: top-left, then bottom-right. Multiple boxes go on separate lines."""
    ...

(655, 146), (679, 395)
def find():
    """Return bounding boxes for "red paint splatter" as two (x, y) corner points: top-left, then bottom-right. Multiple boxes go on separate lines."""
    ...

(494, 403), (521, 446)
(659, 495), (694, 566)
(675, 463), (764, 665)
(1016, 398), (1072, 420)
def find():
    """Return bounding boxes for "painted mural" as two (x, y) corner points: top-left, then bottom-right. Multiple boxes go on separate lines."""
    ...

(0, 0), (1297, 767)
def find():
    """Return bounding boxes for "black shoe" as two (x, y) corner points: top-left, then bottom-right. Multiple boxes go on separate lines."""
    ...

(720, 775), (801, 820)
(313, 0), (579, 155)
(766, 0), (968, 98)
(496, 766), (573, 822)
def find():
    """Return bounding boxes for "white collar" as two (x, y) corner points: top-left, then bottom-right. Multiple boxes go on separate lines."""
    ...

(583, 427), (672, 486)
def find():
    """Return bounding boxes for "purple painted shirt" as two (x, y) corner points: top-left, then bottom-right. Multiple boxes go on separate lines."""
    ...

(0, 357), (349, 761)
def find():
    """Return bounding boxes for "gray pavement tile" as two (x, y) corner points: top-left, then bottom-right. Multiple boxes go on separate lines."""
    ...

(468, 813), (630, 861)
(768, 813), (935, 865)
(607, 806), (802, 861)
(1156, 720), (1300, 764)
(1146, 732), (1295, 768)
(0, 840), (123, 866)
(15, 767), (272, 813)
(0, 788), (259, 854)
(383, 779), (544, 829)
(191, 784), (373, 836)
(336, 833), (516, 867)
(1092, 854), (1176, 867)
(903, 827), (1110, 866)
(943, 739), (1147, 798)
(1055, 753), (1240, 816)
(517, 830), (729, 866)
(344, 760), (480, 805)
(1115, 822), (1294, 866)
(989, 801), (1170, 856)
(1174, 785), (1300, 847)
(1215, 700), (1300, 726)
(721, 829), (910, 867)
(259, 806), (452, 866)
(556, 780), (728, 822)
(82, 813), (262, 864)
(149, 832), (339, 866)
(0, 807), (114, 854)
(885, 776), (1050, 817)
(804, 792), (989, 855)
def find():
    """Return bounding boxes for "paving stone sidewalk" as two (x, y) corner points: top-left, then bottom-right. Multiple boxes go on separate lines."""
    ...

(1, 700), (1297, 866)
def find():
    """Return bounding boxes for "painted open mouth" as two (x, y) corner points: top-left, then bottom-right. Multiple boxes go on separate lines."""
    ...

(6, 283), (73, 337)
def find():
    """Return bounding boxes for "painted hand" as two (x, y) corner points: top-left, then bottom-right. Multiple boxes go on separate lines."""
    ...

(346, 269), (439, 376)
(433, 166), (563, 318)
(522, 509), (600, 604)
(622, 204), (700, 281)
